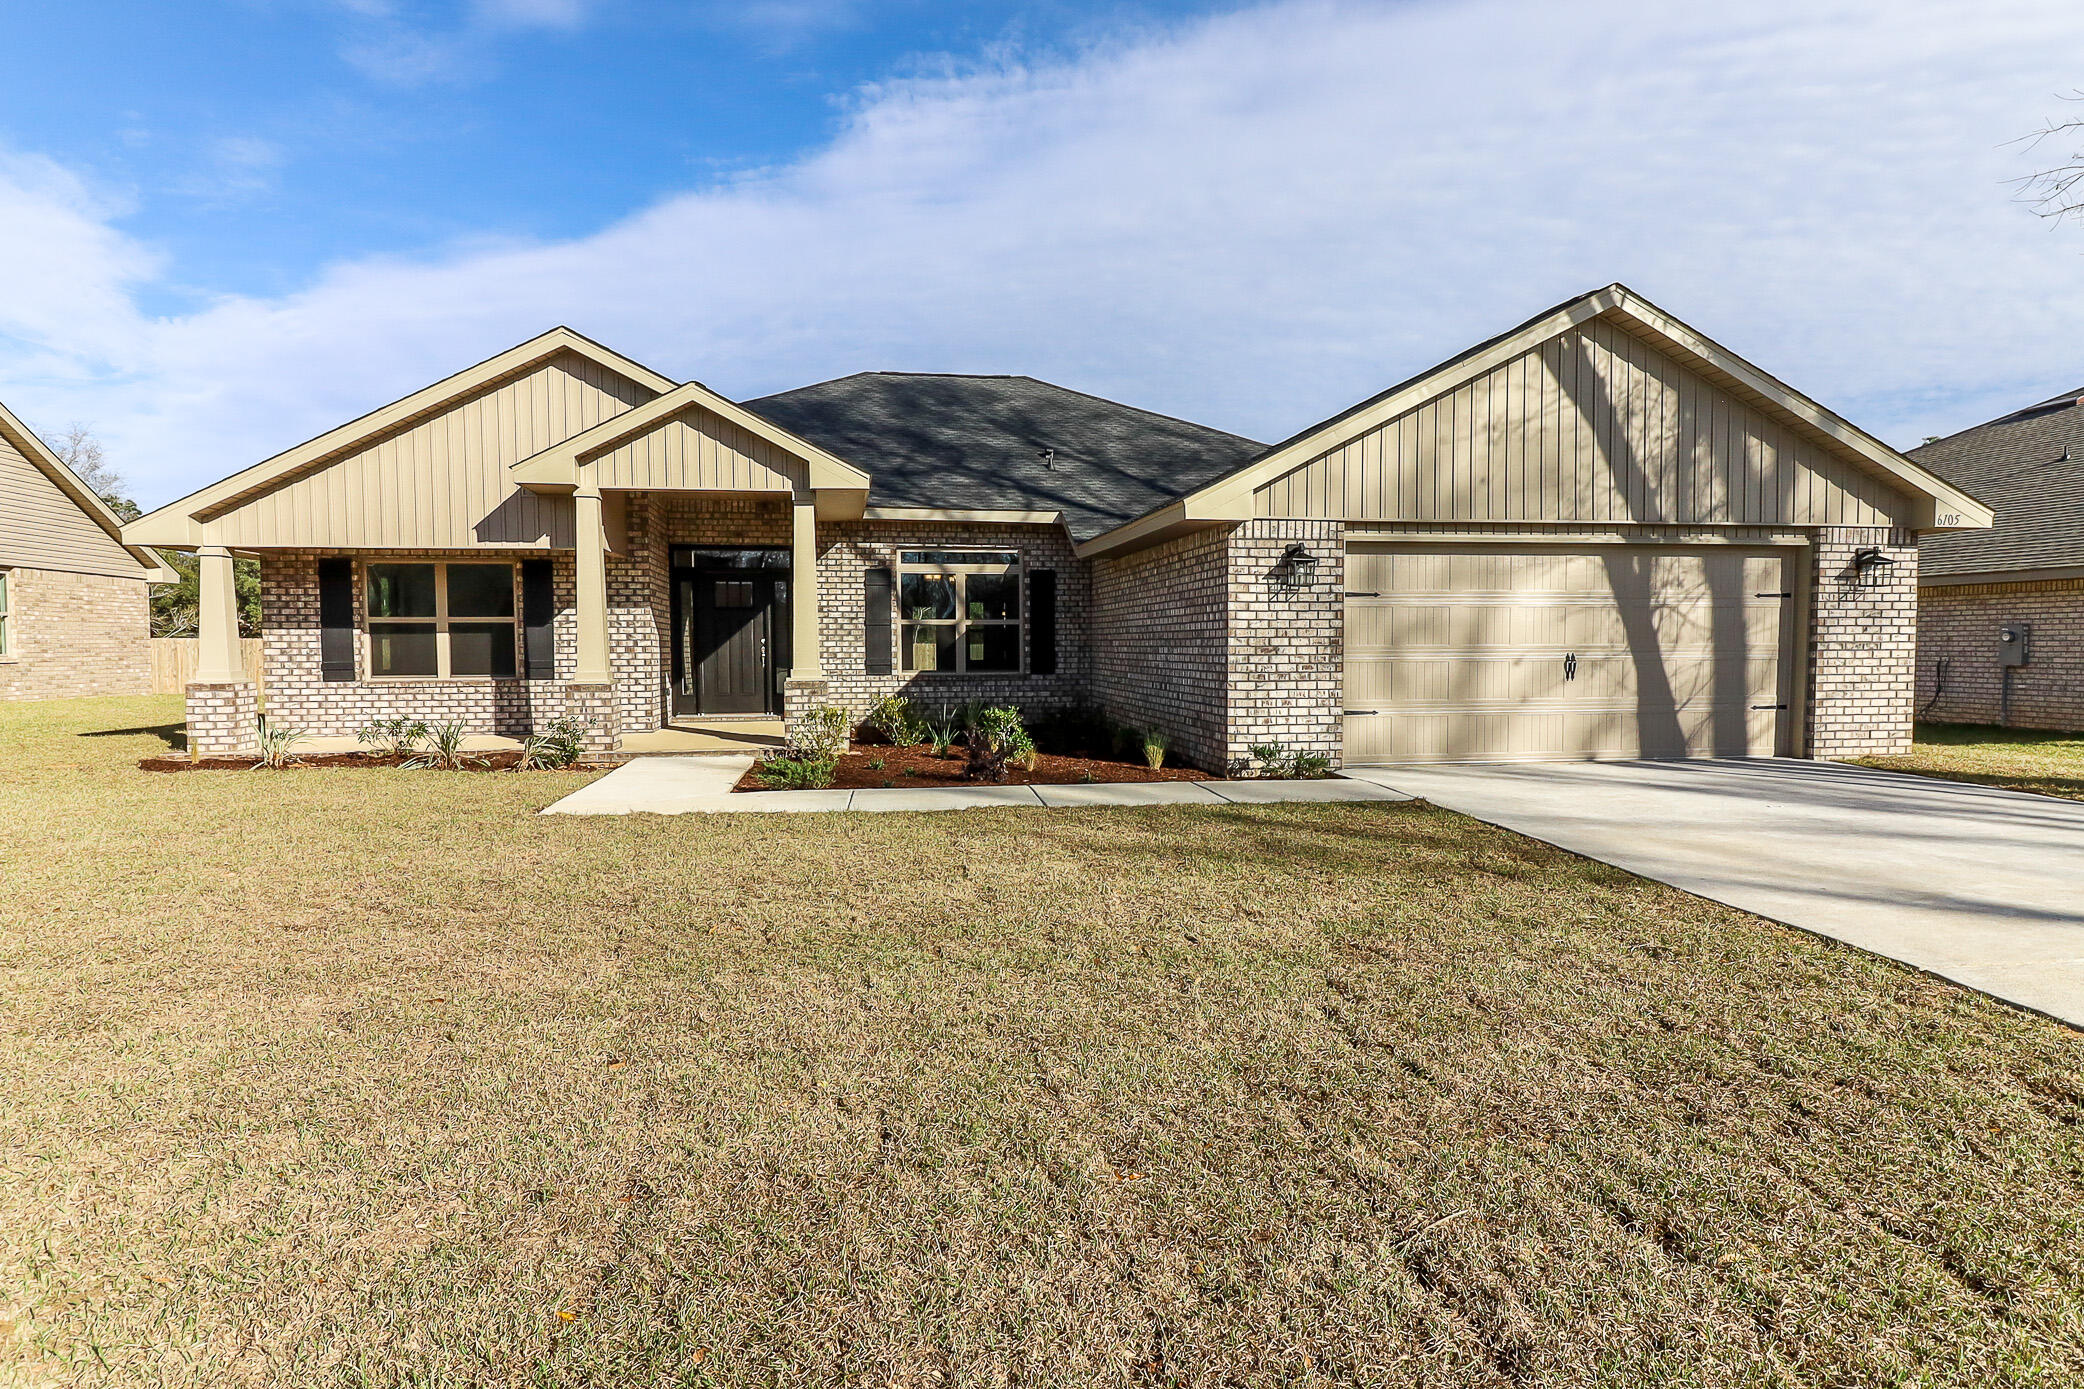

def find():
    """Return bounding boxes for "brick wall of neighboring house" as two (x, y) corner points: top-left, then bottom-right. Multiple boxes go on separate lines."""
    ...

(0, 565), (152, 700)
(1090, 526), (1232, 772)
(1807, 526), (1919, 758)
(1224, 519), (1346, 771)
(815, 518), (1089, 723)
(1915, 576), (2084, 731)
(257, 548), (604, 742)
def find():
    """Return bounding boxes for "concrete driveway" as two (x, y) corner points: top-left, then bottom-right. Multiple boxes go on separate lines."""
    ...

(1342, 758), (2084, 1028)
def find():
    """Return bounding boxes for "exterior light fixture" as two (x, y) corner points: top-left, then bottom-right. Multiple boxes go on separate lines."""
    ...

(1279, 541), (1320, 588)
(1852, 547), (1896, 573)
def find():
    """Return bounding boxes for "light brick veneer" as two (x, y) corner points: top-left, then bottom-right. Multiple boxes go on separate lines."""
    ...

(0, 565), (152, 700)
(1091, 519), (1345, 773)
(1807, 527), (1918, 758)
(1915, 577), (2084, 731)
(187, 681), (258, 756)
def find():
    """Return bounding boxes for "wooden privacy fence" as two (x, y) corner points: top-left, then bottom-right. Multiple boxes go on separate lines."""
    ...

(150, 638), (265, 694)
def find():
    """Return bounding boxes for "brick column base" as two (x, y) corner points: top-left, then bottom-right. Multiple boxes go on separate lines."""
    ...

(783, 677), (831, 744)
(1808, 527), (1918, 758)
(186, 681), (259, 759)
(562, 682), (622, 754)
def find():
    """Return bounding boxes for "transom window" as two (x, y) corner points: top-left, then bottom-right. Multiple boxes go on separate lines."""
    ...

(365, 562), (516, 678)
(899, 550), (1022, 674)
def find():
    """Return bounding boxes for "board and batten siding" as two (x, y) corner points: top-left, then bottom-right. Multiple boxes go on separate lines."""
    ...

(1255, 319), (1914, 527)
(585, 403), (810, 494)
(199, 351), (656, 549)
(0, 435), (143, 577)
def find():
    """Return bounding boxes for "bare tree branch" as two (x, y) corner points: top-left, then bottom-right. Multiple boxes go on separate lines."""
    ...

(2011, 90), (2084, 223)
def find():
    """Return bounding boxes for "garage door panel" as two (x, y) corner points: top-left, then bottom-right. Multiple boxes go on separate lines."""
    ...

(1343, 544), (1794, 763)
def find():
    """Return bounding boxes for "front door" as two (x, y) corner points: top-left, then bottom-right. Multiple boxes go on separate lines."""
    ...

(673, 570), (788, 716)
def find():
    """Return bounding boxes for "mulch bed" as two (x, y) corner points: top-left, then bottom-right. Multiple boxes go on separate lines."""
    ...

(734, 743), (1213, 792)
(140, 751), (536, 773)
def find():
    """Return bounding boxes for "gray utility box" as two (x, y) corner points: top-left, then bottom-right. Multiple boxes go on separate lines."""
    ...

(1998, 622), (2032, 668)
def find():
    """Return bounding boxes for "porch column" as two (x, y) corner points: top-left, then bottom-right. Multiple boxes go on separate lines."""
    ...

(790, 496), (823, 679)
(194, 545), (244, 683)
(573, 479), (612, 685)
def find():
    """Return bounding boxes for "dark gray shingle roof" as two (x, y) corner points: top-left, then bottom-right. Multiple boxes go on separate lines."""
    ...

(744, 373), (1265, 543)
(1910, 391), (2084, 578)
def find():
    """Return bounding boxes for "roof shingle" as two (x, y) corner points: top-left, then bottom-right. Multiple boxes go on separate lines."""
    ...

(1910, 392), (2084, 578)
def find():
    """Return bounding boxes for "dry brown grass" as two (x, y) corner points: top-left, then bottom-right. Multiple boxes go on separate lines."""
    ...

(1854, 721), (2084, 801)
(4, 695), (2084, 1387)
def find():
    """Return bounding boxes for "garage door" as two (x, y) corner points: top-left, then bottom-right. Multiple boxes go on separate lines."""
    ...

(1344, 545), (1796, 763)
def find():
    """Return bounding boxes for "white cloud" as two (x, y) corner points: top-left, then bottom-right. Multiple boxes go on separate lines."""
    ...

(6, 0), (2084, 507)
(472, 0), (592, 30)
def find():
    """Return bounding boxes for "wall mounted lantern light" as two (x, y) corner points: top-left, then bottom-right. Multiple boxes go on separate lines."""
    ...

(1852, 547), (1897, 577)
(1278, 541), (1320, 588)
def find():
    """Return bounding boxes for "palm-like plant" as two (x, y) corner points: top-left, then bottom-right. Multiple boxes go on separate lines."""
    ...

(252, 716), (310, 770)
(403, 721), (471, 770)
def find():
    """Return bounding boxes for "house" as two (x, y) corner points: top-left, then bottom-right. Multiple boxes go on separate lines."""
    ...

(121, 285), (1988, 769)
(0, 398), (172, 699)
(1908, 391), (2084, 730)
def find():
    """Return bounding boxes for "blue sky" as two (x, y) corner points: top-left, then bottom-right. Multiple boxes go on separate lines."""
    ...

(3, 0), (2083, 507)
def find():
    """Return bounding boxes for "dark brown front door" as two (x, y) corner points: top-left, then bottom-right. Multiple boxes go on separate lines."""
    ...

(673, 569), (787, 715)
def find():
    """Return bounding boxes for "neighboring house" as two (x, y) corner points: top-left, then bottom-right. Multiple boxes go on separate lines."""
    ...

(1908, 391), (2084, 730)
(122, 285), (1987, 768)
(0, 398), (172, 700)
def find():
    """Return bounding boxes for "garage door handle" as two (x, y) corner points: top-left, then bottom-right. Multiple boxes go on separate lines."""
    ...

(1346, 591), (1381, 598)
(1344, 709), (1377, 716)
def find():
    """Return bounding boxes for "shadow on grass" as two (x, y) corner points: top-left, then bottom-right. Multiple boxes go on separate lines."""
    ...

(79, 723), (188, 752)
(1868, 764), (2084, 803)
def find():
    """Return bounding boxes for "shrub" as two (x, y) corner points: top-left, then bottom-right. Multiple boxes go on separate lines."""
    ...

(252, 716), (309, 770)
(404, 722), (472, 771)
(962, 705), (1032, 782)
(516, 719), (588, 770)
(1246, 741), (1293, 779)
(788, 704), (850, 759)
(1290, 751), (1333, 779)
(925, 716), (959, 758)
(753, 752), (838, 790)
(356, 717), (429, 757)
(862, 695), (923, 747)
(1142, 730), (1169, 770)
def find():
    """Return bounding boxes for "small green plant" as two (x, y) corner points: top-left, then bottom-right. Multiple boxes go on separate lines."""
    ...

(925, 717), (958, 757)
(1246, 741), (1293, 778)
(863, 695), (922, 747)
(252, 716), (309, 770)
(404, 722), (471, 771)
(753, 752), (838, 790)
(1142, 730), (1169, 770)
(866, 755), (885, 771)
(356, 717), (429, 758)
(788, 704), (850, 760)
(516, 719), (588, 770)
(962, 705), (1032, 783)
(1076, 769), (1099, 784)
(1290, 751), (1333, 779)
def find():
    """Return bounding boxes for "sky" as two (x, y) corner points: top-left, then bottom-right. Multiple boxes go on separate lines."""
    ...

(2, 0), (2082, 510)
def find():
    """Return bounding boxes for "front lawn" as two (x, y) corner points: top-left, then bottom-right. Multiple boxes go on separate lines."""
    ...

(4, 696), (2083, 1386)
(1853, 721), (2084, 801)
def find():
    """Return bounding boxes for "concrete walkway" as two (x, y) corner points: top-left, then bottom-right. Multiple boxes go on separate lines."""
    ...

(1342, 758), (2084, 1028)
(542, 754), (1414, 816)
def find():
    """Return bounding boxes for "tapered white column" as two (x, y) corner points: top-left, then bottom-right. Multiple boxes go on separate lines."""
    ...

(573, 480), (612, 685)
(193, 544), (244, 683)
(790, 496), (822, 679)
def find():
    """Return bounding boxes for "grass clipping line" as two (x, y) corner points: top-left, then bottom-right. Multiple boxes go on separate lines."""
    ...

(2, 696), (2083, 1386)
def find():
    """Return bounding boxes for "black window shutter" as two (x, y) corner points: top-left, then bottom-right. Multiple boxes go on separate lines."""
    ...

(864, 567), (893, 675)
(522, 560), (556, 680)
(1029, 569), (1057, 675)
(318, 557), (355, 682)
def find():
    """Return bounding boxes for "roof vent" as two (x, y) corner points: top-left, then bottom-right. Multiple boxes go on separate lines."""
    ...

(1039, 447), (1056, 470)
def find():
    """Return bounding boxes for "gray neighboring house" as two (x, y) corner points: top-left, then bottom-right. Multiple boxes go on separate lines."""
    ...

(123, 284), (1988, 769)
(1909, 391), (2084, 730)
(0, 397), (171, 700)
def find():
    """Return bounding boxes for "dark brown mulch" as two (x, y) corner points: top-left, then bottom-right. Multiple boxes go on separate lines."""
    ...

(139, 750), (534, 773)
(734, 743), (1212, 792)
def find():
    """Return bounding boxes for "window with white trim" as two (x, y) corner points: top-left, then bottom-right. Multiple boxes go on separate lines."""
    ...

(0, 570), (10, 657)
(365, 562), (517, 678)
(898, 550), (1022, 674)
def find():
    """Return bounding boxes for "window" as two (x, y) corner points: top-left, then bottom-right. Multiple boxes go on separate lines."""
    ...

(0, 570), (9, 657)
(366, 562), (516, 678)
(898, 550), (1022, 674)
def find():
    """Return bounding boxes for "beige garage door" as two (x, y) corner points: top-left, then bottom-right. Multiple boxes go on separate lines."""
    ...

(1344, 545), (1796, 763)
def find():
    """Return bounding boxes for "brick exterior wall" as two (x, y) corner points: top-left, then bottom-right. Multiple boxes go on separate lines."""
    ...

(816, 519), (1089, 723)
(254, 548), (611, 744)
(1915, 576), (2084, 731)
(0, 565), (152, 700)
(1090, 519), (1344, 773)
(1807, 527), (1919, 758)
